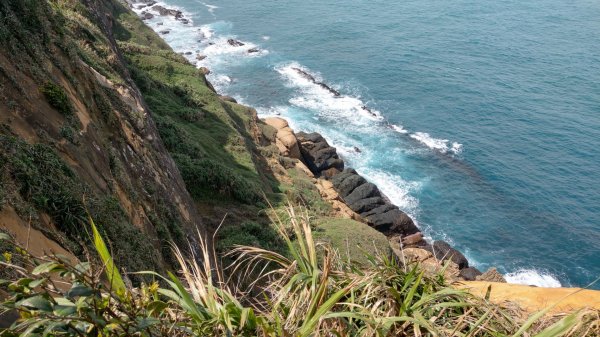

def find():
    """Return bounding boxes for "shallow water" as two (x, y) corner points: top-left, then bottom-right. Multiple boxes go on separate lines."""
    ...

(133, 0), (600, 288)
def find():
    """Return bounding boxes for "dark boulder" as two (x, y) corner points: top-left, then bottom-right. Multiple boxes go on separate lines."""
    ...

(334, 174), (367, 197)
(152, 5), (183, 18)
(227, 39), (245, 47)
(348, 196), (385, 214)
(360, 203), (397, 218)
(296, 132), (344, 177)
(344, 183), (380, 205)
(431, 241), (469, 269)
(247, 47), (260, 53)
(366, 209), (419, 237)
(141, 12), (154, 20)
(331, 169), (358, 187)
(459, 267), (482, 281)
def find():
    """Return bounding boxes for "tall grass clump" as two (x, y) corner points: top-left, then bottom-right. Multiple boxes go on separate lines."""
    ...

(0, 206), (598, 336)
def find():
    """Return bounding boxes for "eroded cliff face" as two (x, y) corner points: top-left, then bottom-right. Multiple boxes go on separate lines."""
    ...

(0, 0), (203, 276)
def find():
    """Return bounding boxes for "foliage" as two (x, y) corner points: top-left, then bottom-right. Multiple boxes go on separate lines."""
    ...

(0, 134), (160, 278)
(174, 154), (262, 204)
(1, 209), (598, 336)
(40, 82), (73, 116)
(216, 221), (284, 254)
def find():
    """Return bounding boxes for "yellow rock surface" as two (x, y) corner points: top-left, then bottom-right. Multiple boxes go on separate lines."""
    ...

(459, 281), (600, 314)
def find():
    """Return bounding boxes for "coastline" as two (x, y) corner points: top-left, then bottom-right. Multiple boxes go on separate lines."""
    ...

(125, 0), (497, 282)
(124, 0), (582, 289)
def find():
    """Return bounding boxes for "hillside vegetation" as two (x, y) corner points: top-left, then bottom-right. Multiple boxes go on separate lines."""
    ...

(1, 210), (599, 336)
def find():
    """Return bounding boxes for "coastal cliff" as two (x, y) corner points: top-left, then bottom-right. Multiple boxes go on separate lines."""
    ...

(0, 0), (599, 335)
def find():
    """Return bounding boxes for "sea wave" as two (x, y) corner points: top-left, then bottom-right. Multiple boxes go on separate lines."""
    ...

(410, 132), (463, 155)
(276, 62), (384, 126)
(505, 269), (562, 288)
(357, 169), (421, 219)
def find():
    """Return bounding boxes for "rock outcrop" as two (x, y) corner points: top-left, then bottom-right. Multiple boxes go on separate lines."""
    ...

(430, 240), (469, 269)
(330, 169), (419, 237)
(263, 118), (302, 159)
(476, 268), (507, 283)
(295, 132), (344, 177)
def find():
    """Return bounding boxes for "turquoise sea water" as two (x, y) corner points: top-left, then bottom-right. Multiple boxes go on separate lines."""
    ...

(133, 0), (600, 288)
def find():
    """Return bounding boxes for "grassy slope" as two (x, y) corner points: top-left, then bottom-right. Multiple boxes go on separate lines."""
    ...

(110, 3), (387, 257)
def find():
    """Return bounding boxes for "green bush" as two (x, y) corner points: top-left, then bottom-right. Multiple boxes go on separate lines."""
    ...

(59, 124), (77, 144)
(216, 221), (284, 254)
(0, 135), (86, 236)
(40, 81), (73, 116)
(174, 154), (262, 204)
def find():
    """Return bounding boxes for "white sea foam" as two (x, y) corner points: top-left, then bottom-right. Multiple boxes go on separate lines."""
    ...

(390, 124), (408, 134)
(410, 132), (463, 155)
(200, 2), (219, 13)
(358, 169), (421, 219)
(505, 269), (562, 288)
(276, 62), (384, 126)
(262, 36), (271, 41)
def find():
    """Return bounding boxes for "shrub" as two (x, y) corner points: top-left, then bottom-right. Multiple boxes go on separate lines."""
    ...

(40, 81), (73, 116)
(174, 154), (262, 204)
(216, 221), (284, 254)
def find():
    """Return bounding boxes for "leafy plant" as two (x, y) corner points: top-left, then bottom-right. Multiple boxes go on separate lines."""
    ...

(40, 82), (73, 116)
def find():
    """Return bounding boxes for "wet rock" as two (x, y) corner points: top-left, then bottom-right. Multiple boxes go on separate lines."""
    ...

(152, 5), (183, 19)
(459, 267), (483, 281)
(160, 30), (170, 35)
(476, 268), (507, 283)
(196, 54), (207, 61)
(292, 67), (341, 96)
(184, 51), (192, 55)
(180, 18), (190, 24)
(247, 47), (260, 53)
(296, 132), (344, 177)
(227, 39), (245, 47)
(431, 241), (469, 269)
(141, 12), (154, 20)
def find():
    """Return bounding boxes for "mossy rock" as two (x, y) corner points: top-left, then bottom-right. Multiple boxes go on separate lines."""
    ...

(314, 218), (390, 265)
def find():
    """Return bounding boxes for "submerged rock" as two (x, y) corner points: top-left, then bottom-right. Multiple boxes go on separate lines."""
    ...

(247, 47), (260, 53)
(152, 5), (183, 19)
(141, 12), (154, 20)
(227, 39), (245, 47)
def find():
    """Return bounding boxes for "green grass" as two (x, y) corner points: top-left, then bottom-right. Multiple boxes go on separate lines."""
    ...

(314, 218), (390, 265)
(119, 40), (270, 205)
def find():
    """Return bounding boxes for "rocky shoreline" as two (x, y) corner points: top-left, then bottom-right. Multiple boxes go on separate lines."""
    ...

(263, 117), (506, 283)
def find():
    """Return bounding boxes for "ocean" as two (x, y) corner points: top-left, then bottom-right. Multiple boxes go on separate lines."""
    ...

(132, 0), (600, 288)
